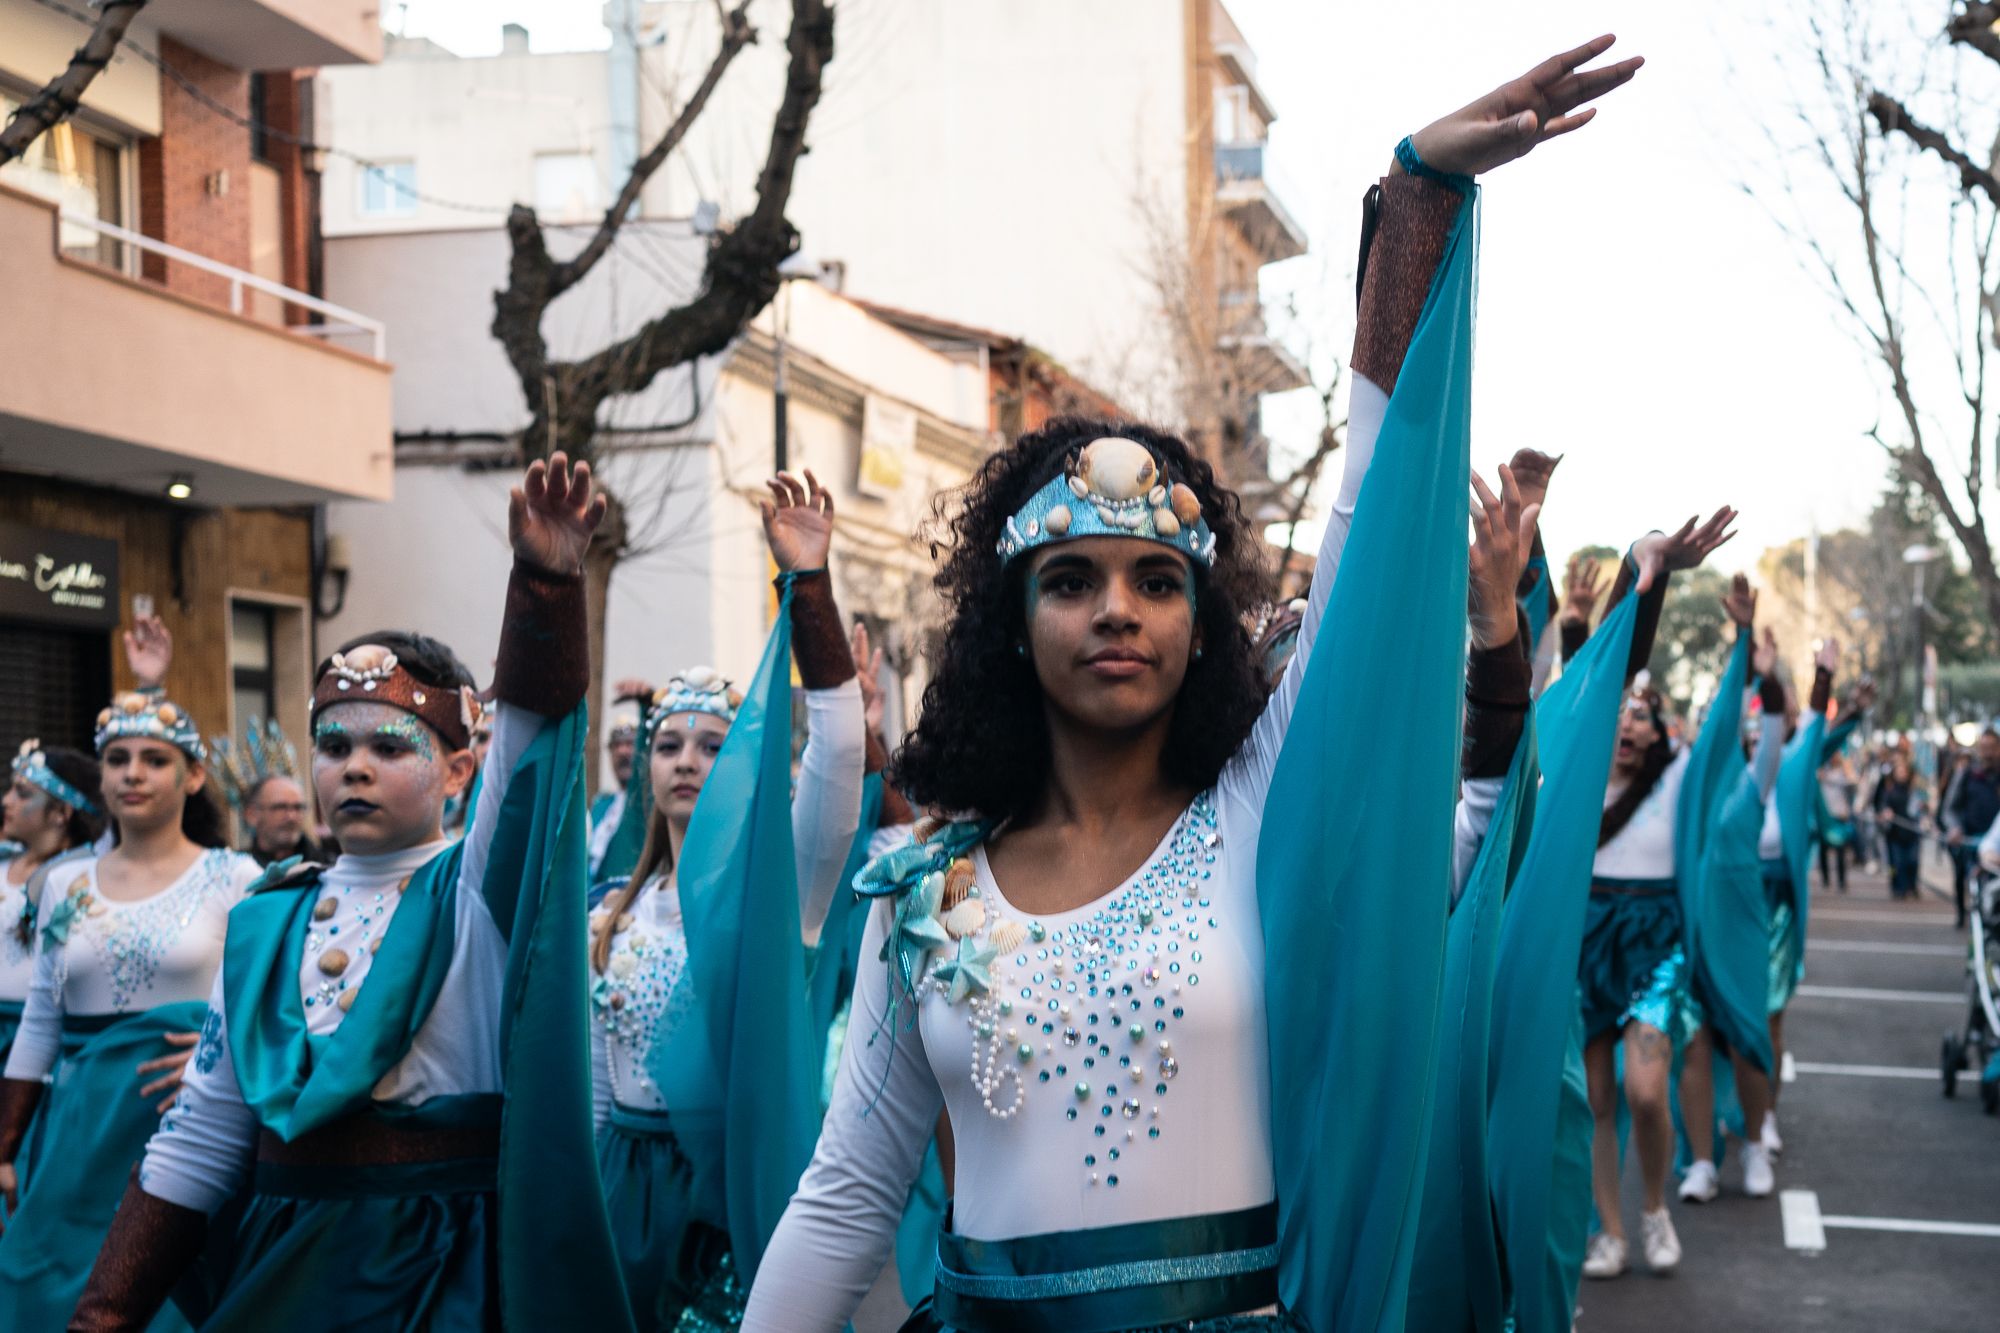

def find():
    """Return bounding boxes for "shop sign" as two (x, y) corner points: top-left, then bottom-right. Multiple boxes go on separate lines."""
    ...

(0, 521), (119, 629)
(857, 394), (917, 500)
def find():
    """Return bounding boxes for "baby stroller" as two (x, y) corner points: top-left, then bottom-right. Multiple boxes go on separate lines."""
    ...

(1942, 867), (2000, 1112)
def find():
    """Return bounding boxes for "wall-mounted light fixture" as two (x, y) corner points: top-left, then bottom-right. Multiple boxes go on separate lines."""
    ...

(164, 474), (195, 500)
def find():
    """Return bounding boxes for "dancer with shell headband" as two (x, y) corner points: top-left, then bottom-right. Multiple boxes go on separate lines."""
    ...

(68, 454), (634, 1332)
(586, 470), (867, 1330)
(744, 37), (1642, 1333)
(1, 740), (106, 1062)
(0, 615), (256, 1330)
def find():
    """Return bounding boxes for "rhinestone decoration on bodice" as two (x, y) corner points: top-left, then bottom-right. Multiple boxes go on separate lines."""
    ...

(72, 852), (236, 1011)
(926, 792), (1221, 1188)
(590, 881), (693, 1103)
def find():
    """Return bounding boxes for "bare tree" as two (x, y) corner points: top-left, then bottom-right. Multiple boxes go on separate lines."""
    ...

(0, 0), (148, 166)
(1762, 0), (2000, 636)
(488, 0), (834, 784)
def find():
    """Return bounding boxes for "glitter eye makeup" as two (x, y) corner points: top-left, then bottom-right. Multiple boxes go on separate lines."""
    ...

(377, 715), (438, 764)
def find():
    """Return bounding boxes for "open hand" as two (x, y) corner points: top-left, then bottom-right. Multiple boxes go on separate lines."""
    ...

(1722, 573), (1757, 629)
(761, 471), (835, 573)
(123, 614), (173, 690)
(1815, 637), (1842, 675)
(509, 452), (607, 576)
(852, 622), (886, 733)
(1408, 35), (1644, 178)
(1507, 449), (1562, 512)
(1468, 464), (1541, 650)
(137, 1030), (200, 1114)
(1846, 676), (1879, 715)
(1753, 627), (1779, 680)
(612, 678), (656, 706)
(1561, 555), (1601, 626)
(1634, 506), (1736, 593)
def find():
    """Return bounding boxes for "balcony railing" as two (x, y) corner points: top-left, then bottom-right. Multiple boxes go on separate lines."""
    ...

(1215, 141), (1267, 185)
(58, 211), (386, 361)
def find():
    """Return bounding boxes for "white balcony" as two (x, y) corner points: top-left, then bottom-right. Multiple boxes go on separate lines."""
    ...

(0, 182), (392, 505)
(1215, 141), (1308, 265)
(140, 0), (381, 70)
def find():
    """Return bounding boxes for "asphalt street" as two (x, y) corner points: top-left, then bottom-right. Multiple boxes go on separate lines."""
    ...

(1578, 854), (2000, 1332)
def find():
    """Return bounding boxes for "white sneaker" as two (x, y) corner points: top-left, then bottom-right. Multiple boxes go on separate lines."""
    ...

(1761, 1111), (1784, 1156)
(1742, 1143), (1775, 1197)
(1678, 1159), (1719, 1203)
(1582, 1231), (1629, 1280)
(1641, 1207), (1682, 1273)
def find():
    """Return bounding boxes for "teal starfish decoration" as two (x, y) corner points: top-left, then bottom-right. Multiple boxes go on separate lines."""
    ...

(888, 870), (953, 997)
(933, 935), (999, 1005)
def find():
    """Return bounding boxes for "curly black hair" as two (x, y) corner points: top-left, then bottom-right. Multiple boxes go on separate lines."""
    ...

(890, 416), (1273, 824)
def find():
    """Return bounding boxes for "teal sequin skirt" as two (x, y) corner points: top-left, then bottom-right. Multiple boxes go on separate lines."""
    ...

(181, 1154), (499, 1331)
(0, 1006), (201, 1333)
(1765, 863), (1802, 1014)
(597, 1104), (744, 1332)
(898, 1201), (1292, 1333)
(1579, 882), (1687, 1043)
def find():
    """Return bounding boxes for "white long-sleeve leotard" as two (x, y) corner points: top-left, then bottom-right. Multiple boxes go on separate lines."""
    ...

(741, 374), (1509, 1331)
(3, 848), (260, 1084)
(589, 680), (865, 1129)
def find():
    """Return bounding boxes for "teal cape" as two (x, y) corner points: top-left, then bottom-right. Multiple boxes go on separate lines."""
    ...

(217, 701), (633, 1332)
(0, 1003), (205, 1332)
(1771, 708), (1857, 1006)
(643, 574), (821, 1287)
(1407, 718), (1538, 1333)
(1256, 187), (1477, 1329)
(1488, 593), (1639, 1333)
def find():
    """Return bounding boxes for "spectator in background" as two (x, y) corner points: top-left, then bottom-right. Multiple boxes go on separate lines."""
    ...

(239, 773), (324, 867)
(1943, 728), (2000, 929)
(1875, 752), (1927, 900)
(1819, 752), (1858, 892)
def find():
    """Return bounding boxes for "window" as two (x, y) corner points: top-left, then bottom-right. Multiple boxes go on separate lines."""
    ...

(0, 93), (129, 268)
(357, 160), (417, 218)
(533, 152), (598, 224)
(230, 601), (277, 731)
(1213, 85), (1251, 145)
(249, 74), (275, 165)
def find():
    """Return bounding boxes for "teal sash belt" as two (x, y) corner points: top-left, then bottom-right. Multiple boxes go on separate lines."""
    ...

(932, 1201), (1280, 1333)
(252, 1155), (496, 1200)
(1590, 876), (1677, 897)
(1760, 858), (1790, 881)
(61, 1009), (127, 1036)
(607, 1103), (677, 1137)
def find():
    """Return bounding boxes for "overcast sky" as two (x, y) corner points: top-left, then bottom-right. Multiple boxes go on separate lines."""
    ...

(390, 0), (1939, 574)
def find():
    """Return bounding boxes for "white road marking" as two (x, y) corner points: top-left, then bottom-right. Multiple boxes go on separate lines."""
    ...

(1807, 939), (1962, 958)
(1794, 984), (1960, 1005)
(1821, 1216), (2000, 1239)
(1791, 1061), (1936, 1080)
(1781, 1189), (1826, 1252)
(1781, 1050), (1796, 1083)
(1811, 909), (1953, 925)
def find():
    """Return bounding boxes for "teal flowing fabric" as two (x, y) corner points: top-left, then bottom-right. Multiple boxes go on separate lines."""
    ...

(1486, 593), (1637, 1333)
(808, 771), (884, 1076)
(1407, 721), (1538, 1333)
(1775, 714), (1827, 995)
(1673, 630), (1751, 995)
(1545, 1015), (1594, 1318)
(0, 1003), (204, 1333)
(651, 576), (820, 1287)
(1519, 556), (1552, 662)
(1256, 189), (1476, 1330)
(601, 702), (661, 887)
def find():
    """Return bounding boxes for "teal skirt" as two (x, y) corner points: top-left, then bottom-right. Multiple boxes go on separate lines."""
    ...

(901, 1201), (1290, 1333)
(0, 1004), (204, 1333)
(597, 1104), (742, 1332)
(1765, 862), (1803, 1014)
(1578, 883), (1686, 1043)
(181, 1154), (499, 1331)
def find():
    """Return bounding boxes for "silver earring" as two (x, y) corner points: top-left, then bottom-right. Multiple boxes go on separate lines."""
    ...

(1015, 643), (1028, 658)
(1193, 645), (1204, 661)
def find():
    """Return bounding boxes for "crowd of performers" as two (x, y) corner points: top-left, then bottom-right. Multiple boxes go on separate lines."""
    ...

(0, 35), (1899, 1333)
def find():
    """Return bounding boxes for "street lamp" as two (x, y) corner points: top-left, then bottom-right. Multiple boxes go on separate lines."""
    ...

(1905, 543), (1942, 730)
(772, 251), (823, 476)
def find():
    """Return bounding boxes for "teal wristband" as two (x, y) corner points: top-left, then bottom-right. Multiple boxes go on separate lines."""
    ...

(1394, 135), (1473, 193)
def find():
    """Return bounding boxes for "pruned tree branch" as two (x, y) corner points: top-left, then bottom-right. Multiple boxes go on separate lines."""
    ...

(1947, 2), (2000, 67)
(1867, 90), (2000, 206)
(0, 0), (148, 167)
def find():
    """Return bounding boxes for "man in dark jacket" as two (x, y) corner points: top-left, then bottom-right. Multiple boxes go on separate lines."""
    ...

(1945, 729), (2000, 928)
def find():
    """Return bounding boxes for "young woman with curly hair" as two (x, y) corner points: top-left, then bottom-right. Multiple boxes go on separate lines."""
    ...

(743, 37), (1642, 1333)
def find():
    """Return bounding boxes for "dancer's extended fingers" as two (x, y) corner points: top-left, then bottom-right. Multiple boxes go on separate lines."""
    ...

(544, 452), (571, 509)
(1540, 107), (1596, 141)
(570, 458), (595, 510)
(1547, 55), (1645, 116)
(1518, 502), (1543, 552)
(522, 459), (547, 506)
(1525, 34), (1617, 88)
(1497, 464), (1523, 518)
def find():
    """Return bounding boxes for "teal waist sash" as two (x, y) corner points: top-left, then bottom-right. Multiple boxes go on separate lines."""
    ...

(1760, 858), (1790, 881)
(607, 1103), (677, 1137)
(1589, 876), (1677, 897)
(252, 1155), (496, 1200)
(931, 1201), (1280, 1333)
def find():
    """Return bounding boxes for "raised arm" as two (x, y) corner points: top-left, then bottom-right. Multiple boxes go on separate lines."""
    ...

(1749, 629), (1788, 802)
(458, 453), (602, 931)
(761, 472), (867, 940)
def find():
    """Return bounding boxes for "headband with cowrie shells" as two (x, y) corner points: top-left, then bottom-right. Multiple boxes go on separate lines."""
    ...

(996, 436), (1216, 568)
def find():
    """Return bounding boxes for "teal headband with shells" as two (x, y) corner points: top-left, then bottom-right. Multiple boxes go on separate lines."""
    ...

(645, 666), (741, 731)
(94, 689), (205, 763)
(996, 437), (1217, 568)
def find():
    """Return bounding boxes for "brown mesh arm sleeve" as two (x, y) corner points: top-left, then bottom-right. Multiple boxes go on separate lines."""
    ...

(1599, 556), (1668, 683)
(785, 571), (857, 692)
(1809, 666), (1833, 716)
(0, 1076), (43, 1163)
(69, 1172), (208, 1332)
(490, 560), (589, 718)
(1351, 174), (1466, 395)
(1463, 618), (1533, 781)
